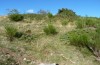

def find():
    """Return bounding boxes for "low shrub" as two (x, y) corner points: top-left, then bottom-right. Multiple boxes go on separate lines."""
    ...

(8, 14), (24, 22)
(8, 9), (24, 22)
(5, 25), (17, 41)
(14, 32), (23, 38)
(68, 30), (89, 47)
(43, 24), (57, 35)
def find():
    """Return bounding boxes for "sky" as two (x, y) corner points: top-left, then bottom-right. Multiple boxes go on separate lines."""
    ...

(0, 0), (100, 17)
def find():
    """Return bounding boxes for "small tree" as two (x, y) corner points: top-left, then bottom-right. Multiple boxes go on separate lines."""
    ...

(8, 9), (24, 22)
(57, 8), (77, 22)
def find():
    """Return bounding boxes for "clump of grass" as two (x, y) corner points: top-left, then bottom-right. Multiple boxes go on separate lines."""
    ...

(43, 23), (57, 35)
(5, 25), (17, 41)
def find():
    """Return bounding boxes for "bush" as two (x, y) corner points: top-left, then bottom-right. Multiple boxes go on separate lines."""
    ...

(14, 32), (23, 38)
(68, 31), (89, 47)
(5, 25), (17, 41)
(57, 8), (77, 21)
(9, 14), (24, 22)
(57, 8), (76, 17)
(43, 24), (57, 35)
(8, 9), (24, 22)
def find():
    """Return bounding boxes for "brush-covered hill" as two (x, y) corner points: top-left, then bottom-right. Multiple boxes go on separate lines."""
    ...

(0, 8), (100, 65)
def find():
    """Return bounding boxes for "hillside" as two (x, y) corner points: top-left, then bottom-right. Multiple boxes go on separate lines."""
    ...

(0, 9), (100, 65)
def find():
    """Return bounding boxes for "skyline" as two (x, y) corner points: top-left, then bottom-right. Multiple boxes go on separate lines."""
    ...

(0, 0), (100, 17)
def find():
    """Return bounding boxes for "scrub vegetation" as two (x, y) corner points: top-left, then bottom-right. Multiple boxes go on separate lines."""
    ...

(0, 8), (100, 65)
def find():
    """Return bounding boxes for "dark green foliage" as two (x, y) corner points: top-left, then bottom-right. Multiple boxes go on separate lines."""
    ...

(8, 9), (24, 22)
(9, 14), (24, 22)
(58, 8), (76, 16)
(57, 8), (77, 21)
(14, 32), (23, 38)
(5, 25), (17, 41)
(43, 24), (57, 35)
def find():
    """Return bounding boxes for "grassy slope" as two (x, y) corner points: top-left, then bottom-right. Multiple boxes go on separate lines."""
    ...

(0, 16), (100, 65)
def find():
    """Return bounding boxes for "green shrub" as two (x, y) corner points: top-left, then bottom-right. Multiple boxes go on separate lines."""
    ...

(68, 31), (89, 47)
(5, 25), (17, 41)
(43, 24), (57, 35)
(9, 14), (24, 22)
(57, 8), (77, 21)
(57, 8), (76, 18)
(8, 9), (24, 22)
